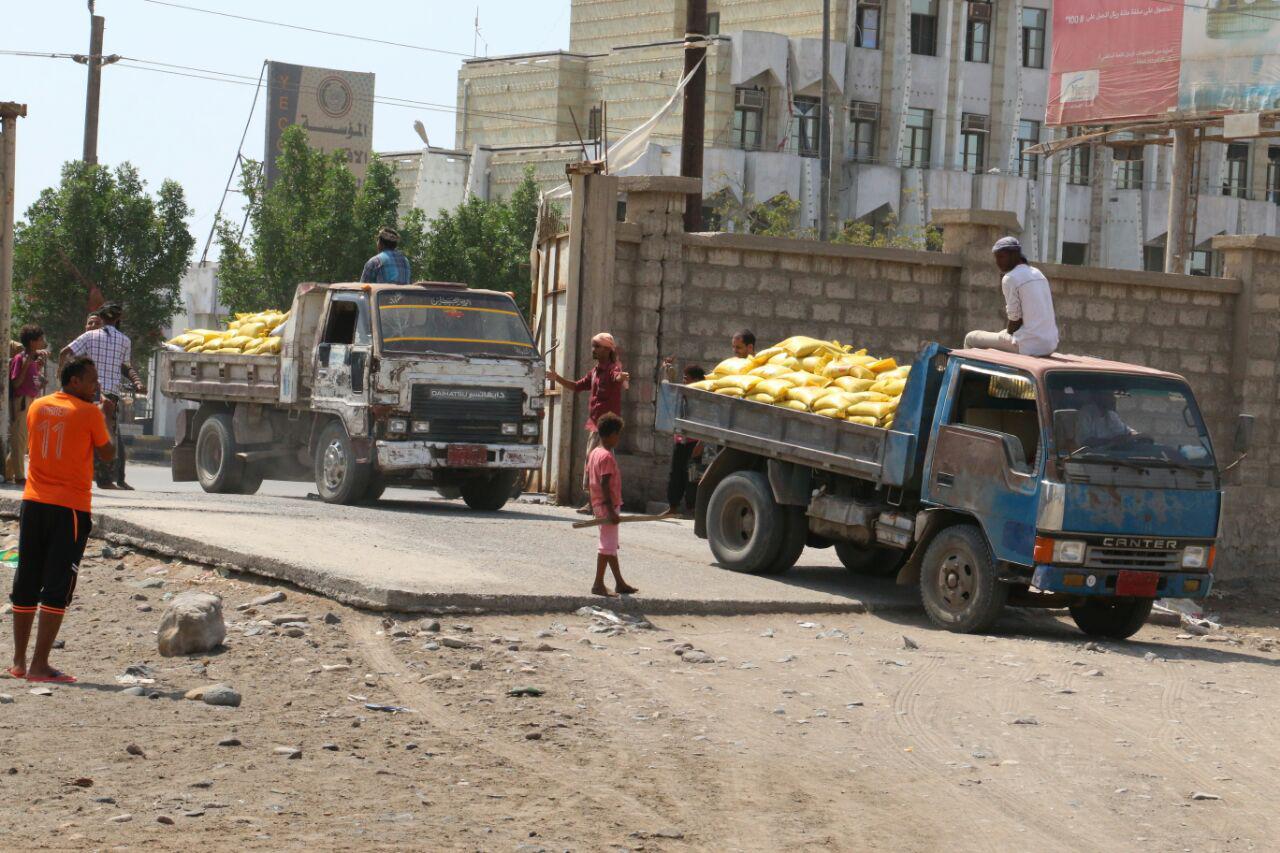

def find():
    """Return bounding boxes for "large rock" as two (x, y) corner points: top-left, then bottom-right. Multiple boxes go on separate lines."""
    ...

(157, 592), (226, 657)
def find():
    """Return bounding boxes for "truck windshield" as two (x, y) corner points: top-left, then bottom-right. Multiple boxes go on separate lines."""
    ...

(1047, 372), (1214, 469)
(376, 290), (537, 358)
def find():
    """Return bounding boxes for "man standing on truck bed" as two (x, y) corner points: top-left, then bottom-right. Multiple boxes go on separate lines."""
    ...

(359, 227), (411, 284)
(964, 237), (1059, 357)
(59, 303), (143, 491)
(547, 332), (629, 514)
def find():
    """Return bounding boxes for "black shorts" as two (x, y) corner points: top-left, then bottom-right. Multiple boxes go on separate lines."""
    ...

(10, 500), (92, 614)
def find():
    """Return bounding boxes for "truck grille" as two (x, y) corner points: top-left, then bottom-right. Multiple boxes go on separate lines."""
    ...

(1083, 546), (1181, 572)
(409, 385), (523, 444)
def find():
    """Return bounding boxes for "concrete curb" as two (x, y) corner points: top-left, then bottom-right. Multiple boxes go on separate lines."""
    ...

(0, 496), (918, 618)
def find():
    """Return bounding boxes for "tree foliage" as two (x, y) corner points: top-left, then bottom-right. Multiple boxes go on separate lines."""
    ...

(13, 161), (194, 367)
(710, 185), (942, 250)
(216, 125), (402, 313)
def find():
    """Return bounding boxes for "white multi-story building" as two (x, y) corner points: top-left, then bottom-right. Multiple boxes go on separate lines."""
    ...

(453, 0), (1280, 274)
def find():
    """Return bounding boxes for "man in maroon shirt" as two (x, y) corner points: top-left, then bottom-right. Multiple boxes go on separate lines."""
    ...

(548, 332), (630, 513)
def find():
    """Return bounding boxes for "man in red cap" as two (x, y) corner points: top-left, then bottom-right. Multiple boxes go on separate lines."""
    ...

(548, 332), (630, 513)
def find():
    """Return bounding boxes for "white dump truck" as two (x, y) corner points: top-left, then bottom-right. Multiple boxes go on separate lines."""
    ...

(159, 281), (545, 510)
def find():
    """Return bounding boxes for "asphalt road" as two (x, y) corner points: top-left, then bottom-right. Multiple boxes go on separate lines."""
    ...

(0, 464), (917, 615)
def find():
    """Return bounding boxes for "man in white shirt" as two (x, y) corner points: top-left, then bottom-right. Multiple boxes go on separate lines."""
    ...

(964, 236), (1060, 357)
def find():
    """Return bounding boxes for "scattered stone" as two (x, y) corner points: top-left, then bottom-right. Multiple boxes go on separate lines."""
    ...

(1011, 717), (1040, 726)
(120, 686), (146, 697)
(420, 620), (441, 632)
(157, 592), (227, 657)
(1084, 669), (1104, 677)
(760, 628), (775, 638)
(125, 744), (145, 757)
(507, 686), (545, 698)
(52, 639), (65, 650)
(0, 694), (12, 704)
(533, 643), (560, 653)
(156, 815), (175, 825)
(217, 737), (241, 747)
(469, 661), (484, 671)
(197, 684), (242, 708)
(93, 797), (116, 804)
(283, 627), (305, 638)
(631, 829), (685, 840)
(107, 814), (132, 823)
(902, 635), (920, 650)
(1189, 791), (1221, 801)
(1143, 652), (1159, 662)
(134, 578), (165, 589)
(816, 629), (847, 640)
(70, 777), (94, 787)
(322, 743), (339, 751)
(524, 731), (543, 741)
(533, 629), (554, 639)
(184, 810), (205, 818)
(422, 642), (441, 652)
(122, 662), (157, 680)
(452, 623), (473, 633)
(321, 664), (350, 673)
(439, 636), (473, 649)
(273, 746), (302, 759)
(189, 780), (213, 789)
(100, 545), (120, 559)
(680, 650), (715, 664)
(136, 604), (153, 613)
(268, 614), (309, 625)
(29, 687), (52, 697)
(322, 612), (341, 625)
(846, 701), (864, 708)
(249, 591), (286, 607)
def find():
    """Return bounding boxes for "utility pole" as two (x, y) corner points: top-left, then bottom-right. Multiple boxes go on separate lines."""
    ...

(82, 11), (106, 164)
(680, 0), (707, 231)
(1165, 127), (1193, 274)
(0, 102), (27, 464)
(819, 0), (832, 240)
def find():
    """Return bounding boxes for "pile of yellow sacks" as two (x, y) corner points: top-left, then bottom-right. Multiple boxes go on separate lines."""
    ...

(687, 335), (910, 429)
(166, 310), (290, 356)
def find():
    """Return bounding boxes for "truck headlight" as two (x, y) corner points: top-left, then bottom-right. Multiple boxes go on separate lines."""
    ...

(501, 423), (518, 436)
(530, 396), (546, 410)
(387, 418), (408, 435)
(412, 421), (431, 433)
(521, 422), (539, 436)
(1052, 539), (1086, 565)
(1182, 545), (1214, 569)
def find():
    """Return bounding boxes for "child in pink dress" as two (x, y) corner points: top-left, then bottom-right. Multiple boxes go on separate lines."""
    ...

(586, 413), (638, 597)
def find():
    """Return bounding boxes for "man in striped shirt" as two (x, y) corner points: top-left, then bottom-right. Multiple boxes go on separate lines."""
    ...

(359, 227), (412, 284)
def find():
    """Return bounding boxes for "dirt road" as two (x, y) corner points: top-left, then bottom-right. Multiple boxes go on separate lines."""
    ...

(1, 522), (1278, 851)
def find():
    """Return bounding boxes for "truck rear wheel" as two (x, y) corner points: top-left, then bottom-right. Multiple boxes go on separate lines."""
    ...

(763, 506), (808, 574)
(835, 542), (908, 577)
(238, 465), (264, 496)
(460, 470), (518, 512)
(1069, 599), (1154, 640)
(707, 471), (786, 574)
(314, 421), (371, 505)
(919, 525), (1008, 633)
(195, 413), (246, 494)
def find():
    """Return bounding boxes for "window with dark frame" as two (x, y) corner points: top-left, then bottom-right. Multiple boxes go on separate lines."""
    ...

(1022, 7), (1047, 69)
(706, 12), (720, 35)
(911, 0), (939, 56)
(961, 114), (987, 173)
(732, 87), (766, 151)
(849, 102), (879, 163)
(1017, 119), (1041, 180)
(587, 106), (602, 142)
(1143, 245), (1165, 272)
(1223, 143), (1249, 199)
(965, 4), (991, 63)
(1269, 146), (1280, 203)
(1190, 249), (1214, 277)
(1115, 155), (1144, 190)
(1061, 242), (1087, 266)
(1068, 144), (1091, 185)
(902, 107), (933, 168)
(855, 2), (881, 49)
(790, 96), (821, 158)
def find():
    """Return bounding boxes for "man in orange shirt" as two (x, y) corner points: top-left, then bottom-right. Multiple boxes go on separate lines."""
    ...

(7, 357), (114, 684)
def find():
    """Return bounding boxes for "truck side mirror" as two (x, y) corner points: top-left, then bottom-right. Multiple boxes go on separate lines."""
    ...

(1234, 413), (1255, 455)
(1052, 408), (1078, 452)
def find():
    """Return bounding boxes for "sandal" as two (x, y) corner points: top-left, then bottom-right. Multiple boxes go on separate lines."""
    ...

(26, 669), (76, 684)
(3, 666), (25, 679)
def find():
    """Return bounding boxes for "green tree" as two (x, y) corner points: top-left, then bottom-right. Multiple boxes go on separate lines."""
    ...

(216, 125), (402, 313)
(13, 161), (194, 368)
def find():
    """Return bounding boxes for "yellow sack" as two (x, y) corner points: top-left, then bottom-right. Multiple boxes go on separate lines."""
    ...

(767, 353), (802, 370)
(687, 379), (716, 392)
(815, 408), (846, 419)
(813, 391), (857, 411)
(823, 361), (875, 380)
(224, 335), (254, 349)
(843, 391), (892, 405)
(847, 400), (898, 419)
(787, 386), (829, 407)
(832, 376), (876, 393)
(847, 416), (879, 427)
(239, 322), (266, 339)
(711, 357), (753, 377)
(714, 386), (745, 397)
(871, 378), (907, 397)
(775, 336), (832, 358)
(778, 371), (831, 388)
(747, 393), (776, 404)
(712, 374), (761, 392)
(183, 341), (203, 352)
(749, 363), (791, 379)
(869, 357), (898, 374)
(215, 346), (245, 354)
(753, 378), (795, 399)
(881, 416), (895, 429)
(801, 354), (832, 374)
(257, 337), (282, 354)
(751, 346), (787, 365)
(780, 400), (809, 412)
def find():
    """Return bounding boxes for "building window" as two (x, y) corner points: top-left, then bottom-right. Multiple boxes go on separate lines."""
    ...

(1268, 147), (1280, 203)
(911, 0), (939, 56)
(961, 114), (987, 173)
(1223, 143), (1249, 199)
(1017, 120), (1040, 180)
(732, 87), (766, 151)
(587, 106), (602, 142)
(965, 4), (991, 63)
(902, 107), (933, 169)
(706, 12), (720, 35)
(789, 96), (821, 158)
(855, 2), (880, 49)
(1115, 154), (1144, 190)
(1143, 245), (1165, 272)
(1022, 7), (1047, 69)
(1190, 249), (1214, 277)
(1061, 242), (1087, 266)
(849, 102), (879, 163)
(1068, 144), (1091, 185)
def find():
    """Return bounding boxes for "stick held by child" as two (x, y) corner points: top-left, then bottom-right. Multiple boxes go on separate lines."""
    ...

(586, 413), (638, 598)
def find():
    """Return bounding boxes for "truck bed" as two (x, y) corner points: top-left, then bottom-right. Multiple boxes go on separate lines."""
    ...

(158, 350), (282, 405)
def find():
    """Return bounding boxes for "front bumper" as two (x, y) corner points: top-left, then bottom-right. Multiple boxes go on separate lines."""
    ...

(376, 440), (544, 471)
(1032, 565), (1213, 599)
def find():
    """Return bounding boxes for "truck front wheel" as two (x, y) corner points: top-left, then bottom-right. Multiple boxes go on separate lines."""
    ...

(919, 525), (1008, 633)
(1069, 599), (1154, 640)
(460, 470), (518, 512)
(196, 413), (246, 494)
(314, 421), (372, 505)
(707, 471), (785, 574)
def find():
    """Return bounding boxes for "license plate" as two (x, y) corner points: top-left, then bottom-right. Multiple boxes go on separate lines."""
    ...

(446, 444), (488, 467)
(1116, 570), (1159, 597)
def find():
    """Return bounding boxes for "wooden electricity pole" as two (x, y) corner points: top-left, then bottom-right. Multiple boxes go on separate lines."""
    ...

(0, 102), (27, 463)
(1165, 126), (1196, 274)
(82, 12), (106, 164)
(680, 0), (708, 231)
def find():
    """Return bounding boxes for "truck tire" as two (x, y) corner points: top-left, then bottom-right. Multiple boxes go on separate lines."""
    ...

(314, 420), (372, 505)
(835, 542), (908, 577)
(461, 470), (518, 512)
(238, 464), (264, 496)
(919, 525), (1008, 633)
(706, 471), (786, 574)
(360, 475), (387, 504)
(195, 413), (245, 494)
(763, 505), (808, 575)
(1069, 599), (1154, 641)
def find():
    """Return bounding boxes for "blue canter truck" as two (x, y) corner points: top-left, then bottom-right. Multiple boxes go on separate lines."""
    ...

(663, 344), (1254, 638)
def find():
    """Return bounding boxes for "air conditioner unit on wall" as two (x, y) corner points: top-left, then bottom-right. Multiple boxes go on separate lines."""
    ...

(736, 88), (766, 109)
(850, 101), (881, 122)
(968, 1), (992, 22)
(962, 113), (990, 133)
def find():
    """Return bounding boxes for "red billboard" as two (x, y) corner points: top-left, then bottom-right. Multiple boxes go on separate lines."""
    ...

(1048, 1), (1184, 126)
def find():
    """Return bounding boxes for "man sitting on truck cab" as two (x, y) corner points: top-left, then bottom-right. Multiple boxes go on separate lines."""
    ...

(359, 227), (412, 285)
(964, 237), (1059, 357)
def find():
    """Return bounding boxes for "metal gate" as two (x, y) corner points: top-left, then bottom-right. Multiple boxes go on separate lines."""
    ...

(530, 224), (573, 498)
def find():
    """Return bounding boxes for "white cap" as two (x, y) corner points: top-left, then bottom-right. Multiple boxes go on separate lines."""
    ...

(992, 236), (1022, 253)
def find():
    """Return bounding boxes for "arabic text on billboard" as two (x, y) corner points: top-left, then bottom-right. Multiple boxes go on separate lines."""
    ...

(265, 62), (375, 185)
(1049, 1), (1280, 126)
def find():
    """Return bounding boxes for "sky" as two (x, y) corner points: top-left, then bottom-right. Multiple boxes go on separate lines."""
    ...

(2, 0), (570, 257)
